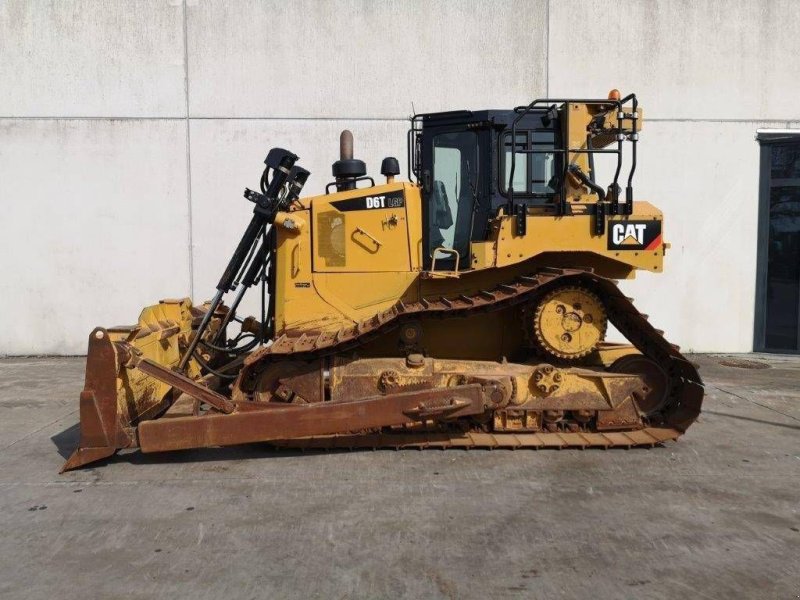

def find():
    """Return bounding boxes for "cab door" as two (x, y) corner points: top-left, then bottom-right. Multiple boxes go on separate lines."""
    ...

(421, 128), (481, 271)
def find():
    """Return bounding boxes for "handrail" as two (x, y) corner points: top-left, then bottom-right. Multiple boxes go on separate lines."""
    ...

(507, 95), (638, 219)
(625, 95), (639, 214)
(431, 247), (460, 272)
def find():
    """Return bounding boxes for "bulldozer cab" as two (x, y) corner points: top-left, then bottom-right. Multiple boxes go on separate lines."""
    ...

(411, 94), (641, 273)
(412, 108), (564, 272)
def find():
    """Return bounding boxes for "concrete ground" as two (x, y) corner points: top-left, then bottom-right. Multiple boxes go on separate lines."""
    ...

(0, 355), (797, 600)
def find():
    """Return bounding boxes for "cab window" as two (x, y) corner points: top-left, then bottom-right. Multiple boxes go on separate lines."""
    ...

(501, 130), (557, 196)
(429, 131), (478, 269)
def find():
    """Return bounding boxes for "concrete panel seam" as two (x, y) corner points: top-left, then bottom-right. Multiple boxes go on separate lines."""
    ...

(183, 0), (194, 299)
(647, 118), (797, 124)
(0, 116), (188, 121)
(545, 0), (549, 97)
(188, 116), (412, 122)
(4, 116), (796, 124)
(0, 116), (411, 122)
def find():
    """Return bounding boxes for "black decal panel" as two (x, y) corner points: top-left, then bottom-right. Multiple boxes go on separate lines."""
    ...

(607, 220), (662, 250)
(330, 191), (405, 212)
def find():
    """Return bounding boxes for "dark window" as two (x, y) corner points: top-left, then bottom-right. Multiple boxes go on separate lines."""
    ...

(500, 130), (557, 196)
(756, 136), (800, 352)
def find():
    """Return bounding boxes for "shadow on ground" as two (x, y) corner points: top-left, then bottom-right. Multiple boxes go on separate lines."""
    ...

(50, 423), (79, 459)
(703, 409), (800, 431)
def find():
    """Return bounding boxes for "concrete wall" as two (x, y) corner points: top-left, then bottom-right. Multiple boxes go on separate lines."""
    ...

(547, 0), (800, 351)
(1, 0), (799, 354)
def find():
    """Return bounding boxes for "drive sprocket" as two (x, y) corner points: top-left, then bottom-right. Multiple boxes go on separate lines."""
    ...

(531, 285), (607, 360)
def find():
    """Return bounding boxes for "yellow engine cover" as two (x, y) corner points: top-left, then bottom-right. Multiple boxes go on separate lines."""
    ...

(272, 182), (664, 338)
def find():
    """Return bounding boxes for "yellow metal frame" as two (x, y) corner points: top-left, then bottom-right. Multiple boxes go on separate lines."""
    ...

(274, 185), (664, 337)
(271, 99), (662, 339)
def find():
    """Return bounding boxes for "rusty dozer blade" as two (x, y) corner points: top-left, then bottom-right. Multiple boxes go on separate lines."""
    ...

(62, 147), (313, 471)
(61, 299), (208, 472)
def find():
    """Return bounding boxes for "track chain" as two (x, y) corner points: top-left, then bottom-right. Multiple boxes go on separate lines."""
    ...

(271, 427), (681, 450)
(235, 267), (703, 449)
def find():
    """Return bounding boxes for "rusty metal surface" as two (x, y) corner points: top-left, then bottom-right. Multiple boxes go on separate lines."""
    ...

(595, 396), (641, 430)
(493, 408), (543, 432)
(271, 427), (681, 450)
(609, 354), (669, 415)
(138, 384), (486, 453)
(134, 357), (235, 414)
(249, 360), (324, 404)
(61, 329), (134, 472)
(63, 268), (704, 470)
(162, 395), (199, 419)
(237, 268), (703, 436)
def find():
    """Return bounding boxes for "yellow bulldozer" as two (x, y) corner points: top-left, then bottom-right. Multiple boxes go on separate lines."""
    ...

(62, 90), (703, 471)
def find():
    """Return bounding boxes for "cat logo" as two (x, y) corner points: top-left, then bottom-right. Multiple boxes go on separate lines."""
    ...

(612, 223), (647, 245)
(607, 220), (662, 250)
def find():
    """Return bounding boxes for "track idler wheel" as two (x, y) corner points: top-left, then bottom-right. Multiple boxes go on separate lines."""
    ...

(531, 286), (607, 360)
(610, 354), (669, 416)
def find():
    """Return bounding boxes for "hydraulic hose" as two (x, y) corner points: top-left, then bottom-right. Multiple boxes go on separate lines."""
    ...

(567, 163), (606, 200)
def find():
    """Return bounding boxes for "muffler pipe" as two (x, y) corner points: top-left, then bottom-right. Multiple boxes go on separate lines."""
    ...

(340, 129), (353, 161)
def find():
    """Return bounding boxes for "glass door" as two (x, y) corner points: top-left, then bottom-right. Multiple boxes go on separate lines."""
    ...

(422, 129), (479, 271)
(755, 133), (800, 352)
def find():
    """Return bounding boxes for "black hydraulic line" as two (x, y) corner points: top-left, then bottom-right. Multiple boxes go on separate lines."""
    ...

(567, 164), (605, 200)
(260, 258), (267, 346)
(626, 95), (639, 215)
(232, 223), (265, 288)
(200, 331), (260, 355)
(199, 333), (256, 354)
(178, 149), (298, 372)
(242, 235), (271, 290)
(218, 149), (297, 293)
(179, 288), (225, 371)
(215, 287), (249, 344)
(191, 350), (240, 380)
(611, 136), (623, 214)
(254, 223), (269, 347)
(264, 225), (277, 341)
(213, 232), (272, 344)
(217, 218), (264, 292)
(215, 168), (305, 353)
(561, 102), (569, 215)
(262, 230), (271, 342)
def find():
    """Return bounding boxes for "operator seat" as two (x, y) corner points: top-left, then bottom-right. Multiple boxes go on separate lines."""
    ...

(429, 180), (454, 252)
